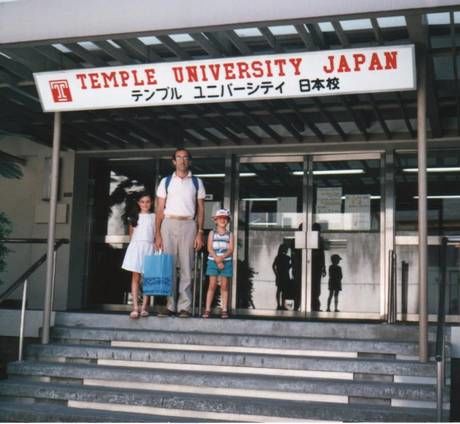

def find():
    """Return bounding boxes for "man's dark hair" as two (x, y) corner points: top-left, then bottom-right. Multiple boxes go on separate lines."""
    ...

(172, 147), (192, 161)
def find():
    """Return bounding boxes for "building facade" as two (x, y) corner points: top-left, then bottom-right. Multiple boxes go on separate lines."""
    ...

(0, 0), (459, 339)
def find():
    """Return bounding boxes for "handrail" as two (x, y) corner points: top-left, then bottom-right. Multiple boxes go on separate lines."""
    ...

(436, 237), (448, 362)
(435, 235), (460, 421)
(0, 239), (68, 302)
(387, 250), (397, 324)
(0, 238), (67, 244)
(191, 251), (205, 317)
(0, 237), (68, 361)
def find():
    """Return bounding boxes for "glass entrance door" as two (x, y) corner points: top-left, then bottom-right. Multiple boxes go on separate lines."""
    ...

(86, 158), (156, 309)
(308, 153), (383, 318)
(233, 157), (305, 316)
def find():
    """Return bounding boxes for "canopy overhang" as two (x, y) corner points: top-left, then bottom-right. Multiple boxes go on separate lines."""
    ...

(0, 1), (458, 151)
(1, 0), (459, 46)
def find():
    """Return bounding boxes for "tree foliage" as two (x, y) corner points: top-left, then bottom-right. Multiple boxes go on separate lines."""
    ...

(0, 212), (11, 285)
(0, 150), (24, 179)
(0, 138), (24, 285)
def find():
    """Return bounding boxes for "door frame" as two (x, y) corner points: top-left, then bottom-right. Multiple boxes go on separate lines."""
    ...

(231, 155), (306, 314)
(308, 152), (386, 319)
(231, 151), (388, 319)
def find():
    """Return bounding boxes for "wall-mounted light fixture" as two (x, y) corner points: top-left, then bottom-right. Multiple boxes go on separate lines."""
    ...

(403, 167), (460, 173)
(292, 169), (365, 176)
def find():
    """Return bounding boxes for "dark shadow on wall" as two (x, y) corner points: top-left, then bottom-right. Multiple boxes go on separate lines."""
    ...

(236, 259), (255, 309)
(451, 358), (460, 421)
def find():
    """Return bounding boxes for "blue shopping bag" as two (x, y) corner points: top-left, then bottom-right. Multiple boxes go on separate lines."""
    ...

(143, 251), (174, 296)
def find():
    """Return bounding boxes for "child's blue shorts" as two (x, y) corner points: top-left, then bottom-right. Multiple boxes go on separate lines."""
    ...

(206, 259), (233, 277)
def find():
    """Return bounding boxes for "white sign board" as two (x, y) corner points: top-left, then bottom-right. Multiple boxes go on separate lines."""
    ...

(344, 194), (371, 230)
(316, 187), (343, 230)
(33, 45), (416, 112)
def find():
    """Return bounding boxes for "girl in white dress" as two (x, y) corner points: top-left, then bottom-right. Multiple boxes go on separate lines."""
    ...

(122, 192), (155, 319)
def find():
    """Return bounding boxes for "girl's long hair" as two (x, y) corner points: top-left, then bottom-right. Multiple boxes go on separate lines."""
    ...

(127, 191), (153, 227)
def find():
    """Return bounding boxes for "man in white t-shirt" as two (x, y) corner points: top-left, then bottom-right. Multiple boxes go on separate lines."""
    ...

(155, 148), (206, 317)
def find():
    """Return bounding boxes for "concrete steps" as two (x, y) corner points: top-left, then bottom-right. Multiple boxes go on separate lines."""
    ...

(0, 312), (450, 422)
(0, 379), (438, 422)
(51, 326), (425, 357)
(25, 343), (438, 379)
(0, 400), (208, 422)
(52, 312), (431, 341)
(5, 360), (441, 402)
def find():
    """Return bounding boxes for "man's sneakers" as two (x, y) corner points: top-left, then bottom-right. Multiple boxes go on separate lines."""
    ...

(157, 309), (175, 317)
(157, 309), (191, 318)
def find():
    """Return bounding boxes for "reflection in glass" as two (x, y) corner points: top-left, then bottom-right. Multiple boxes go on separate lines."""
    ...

(395, 149), (460, 318)
(395, 150), (460, 235)
(312, 159), (381, 313)
(107, 171), (145, 243)
(396, 244), (460, 316)
(237, 162), (303, 312)
(86, 159), (155, 307)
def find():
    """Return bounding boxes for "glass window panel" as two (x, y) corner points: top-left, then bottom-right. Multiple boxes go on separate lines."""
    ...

(85, 158), (156, 307)
(205, 128), (228, 139)
(376, 16), (406, 28)
(268, 124), (291, 137)
(433, 56), (454, 80)
(169, 33), (194, 43)
(426, 12), (450, 25)
(138, 36), (161, 45)
(313, 160), (381, 232)
(107, 40), (121, 49)
(237, 161), (303, 313)
(77, 41), (99, 51)
(395, 150), (460, 235)
(318, 22), (334, 32)
(234, 28), (262, 38)
(268, 25), (297, 35)
(52, 44), (71, 53)
(312, 158), (382, 314)
(430, 35), (452, 48)
(396, 244), (460, 316)
(340, 19), (372, 31)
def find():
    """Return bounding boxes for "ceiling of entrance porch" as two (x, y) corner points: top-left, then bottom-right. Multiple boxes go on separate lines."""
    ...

(0, 8), (460, 151)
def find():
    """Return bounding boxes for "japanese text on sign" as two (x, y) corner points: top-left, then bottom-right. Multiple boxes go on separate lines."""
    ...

(34, 45), (416, 112)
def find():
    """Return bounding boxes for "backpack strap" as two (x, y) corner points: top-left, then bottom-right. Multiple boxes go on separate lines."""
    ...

(165, 174), (199, 199)
(165, 174), (172, 194)
(191, 175), (199, 193)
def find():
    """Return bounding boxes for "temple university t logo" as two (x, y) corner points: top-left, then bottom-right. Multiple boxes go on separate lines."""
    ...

(49, 80), (73, 102)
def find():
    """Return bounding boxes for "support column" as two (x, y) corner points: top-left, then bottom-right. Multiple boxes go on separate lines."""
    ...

(230, 157), (239, 312)
(417, 49), (428, 362)
(41, 112), (61, 344)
